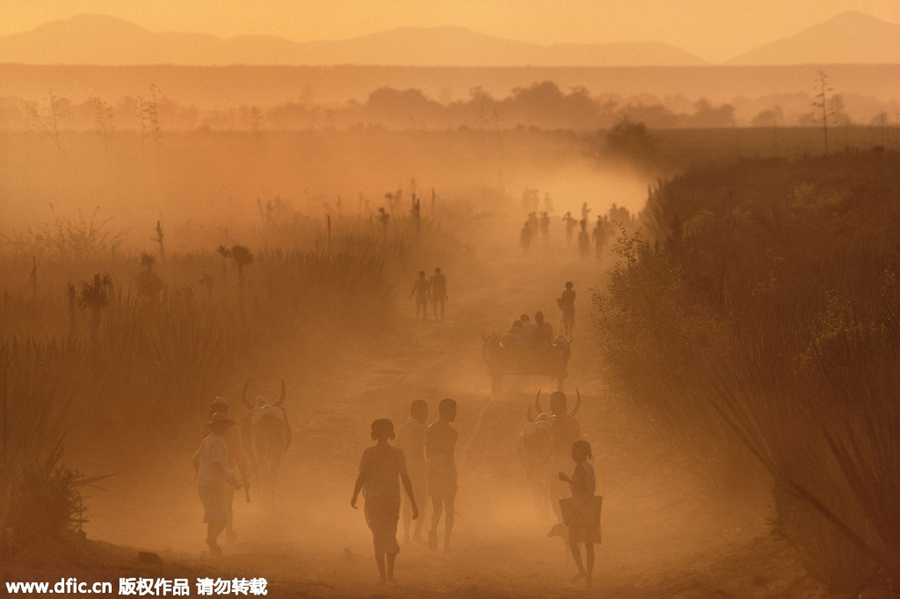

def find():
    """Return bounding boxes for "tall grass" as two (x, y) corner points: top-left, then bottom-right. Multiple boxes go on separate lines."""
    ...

(593, 150), (900, 591)
(0, 195), (479, 527)
(0, 339), (80, 553)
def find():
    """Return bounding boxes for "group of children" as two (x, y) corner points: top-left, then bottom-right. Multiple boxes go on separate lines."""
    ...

(352, 398), (458, 583)
(192, 394), (599, 587)
(410, 267), (448, 322)
(351, 398), (600, 587)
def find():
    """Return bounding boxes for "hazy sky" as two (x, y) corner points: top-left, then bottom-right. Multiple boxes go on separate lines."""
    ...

(3, 0), (899, 62)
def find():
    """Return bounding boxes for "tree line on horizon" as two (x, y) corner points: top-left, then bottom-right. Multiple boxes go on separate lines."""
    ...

(1, 80), (896, 134)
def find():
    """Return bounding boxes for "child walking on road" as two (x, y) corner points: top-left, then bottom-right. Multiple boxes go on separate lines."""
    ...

(559, 439), (601, 588)
(352, 419), (419, 584)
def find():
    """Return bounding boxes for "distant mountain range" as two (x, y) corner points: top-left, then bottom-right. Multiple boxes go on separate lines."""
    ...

(729, 11), (900, 64)
(0, 11), (897, 67)
(0, 14), (706, 67)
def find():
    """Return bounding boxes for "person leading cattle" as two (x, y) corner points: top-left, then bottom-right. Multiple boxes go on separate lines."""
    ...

(426, 398), (459, 552)
(203, 396), (249, 544)
(193, 411), (242, 556)
(351, 419), (418, 584)
(395, 400), (428, 544)
(559, 439), (600, 588)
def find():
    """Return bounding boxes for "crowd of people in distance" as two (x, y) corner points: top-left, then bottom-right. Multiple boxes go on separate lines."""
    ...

(519, 196), (630, 261)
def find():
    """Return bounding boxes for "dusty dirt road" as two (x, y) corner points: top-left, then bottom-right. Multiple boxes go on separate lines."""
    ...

(22, 238), (822, 598)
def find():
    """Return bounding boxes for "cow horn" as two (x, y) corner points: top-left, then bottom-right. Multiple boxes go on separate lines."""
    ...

(275, 379), (286, 407)
(571, 389), (581, 416)
(527, 405), (534, 423)
(242, 380), (253, 409)
(535, 388), (542, 414)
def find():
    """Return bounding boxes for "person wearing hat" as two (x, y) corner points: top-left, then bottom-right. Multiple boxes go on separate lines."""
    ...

(201, 396), (249, 545)
(193, 411), (242, 556)
(352, 418), (418, 584)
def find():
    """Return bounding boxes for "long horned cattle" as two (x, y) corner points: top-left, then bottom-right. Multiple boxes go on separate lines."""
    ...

(535, 388), (581, 417)
(241, 379), (292, 504)
(517, 389), (554, 510)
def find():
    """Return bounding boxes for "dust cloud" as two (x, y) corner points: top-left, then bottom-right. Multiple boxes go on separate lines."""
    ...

(2, 107), (779, 598)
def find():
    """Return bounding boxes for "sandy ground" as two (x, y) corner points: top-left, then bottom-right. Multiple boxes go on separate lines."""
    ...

(4, 236), (826, 598)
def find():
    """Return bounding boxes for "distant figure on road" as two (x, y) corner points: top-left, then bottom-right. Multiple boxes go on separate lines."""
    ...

(540, 212), (551, 244)
(395, 401), (429, 544)
(581, 202), (591, 224)
(352, 419), (419, 584)
(563, 212), (578, 245)
(410, 270), (431, 320)
(528, 212), (540, 235)
(430, 268), (447, 323)
(557, 282), (576, 337)
(594, 215), (615, 260)
(520, 222), (534, 254)
(426, 398), (459, 552)
(578, 220), (590, 259)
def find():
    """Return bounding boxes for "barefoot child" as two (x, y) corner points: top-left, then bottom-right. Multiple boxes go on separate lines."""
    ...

(352, 419), (419, 584)
(395, 400), (428, 544)
(558, 439), (600, 588)
(426, 398), (458, 552)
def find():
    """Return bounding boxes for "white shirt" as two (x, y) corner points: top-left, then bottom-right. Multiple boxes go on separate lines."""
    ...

(193, 433), (231, 487)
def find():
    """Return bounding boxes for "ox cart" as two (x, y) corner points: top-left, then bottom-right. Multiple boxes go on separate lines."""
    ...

(483, 334), (571, 393)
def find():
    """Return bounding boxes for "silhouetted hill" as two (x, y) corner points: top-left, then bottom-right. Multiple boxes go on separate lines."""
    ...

(729, 12), (900, 64)
(0, 14), (706, 66)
